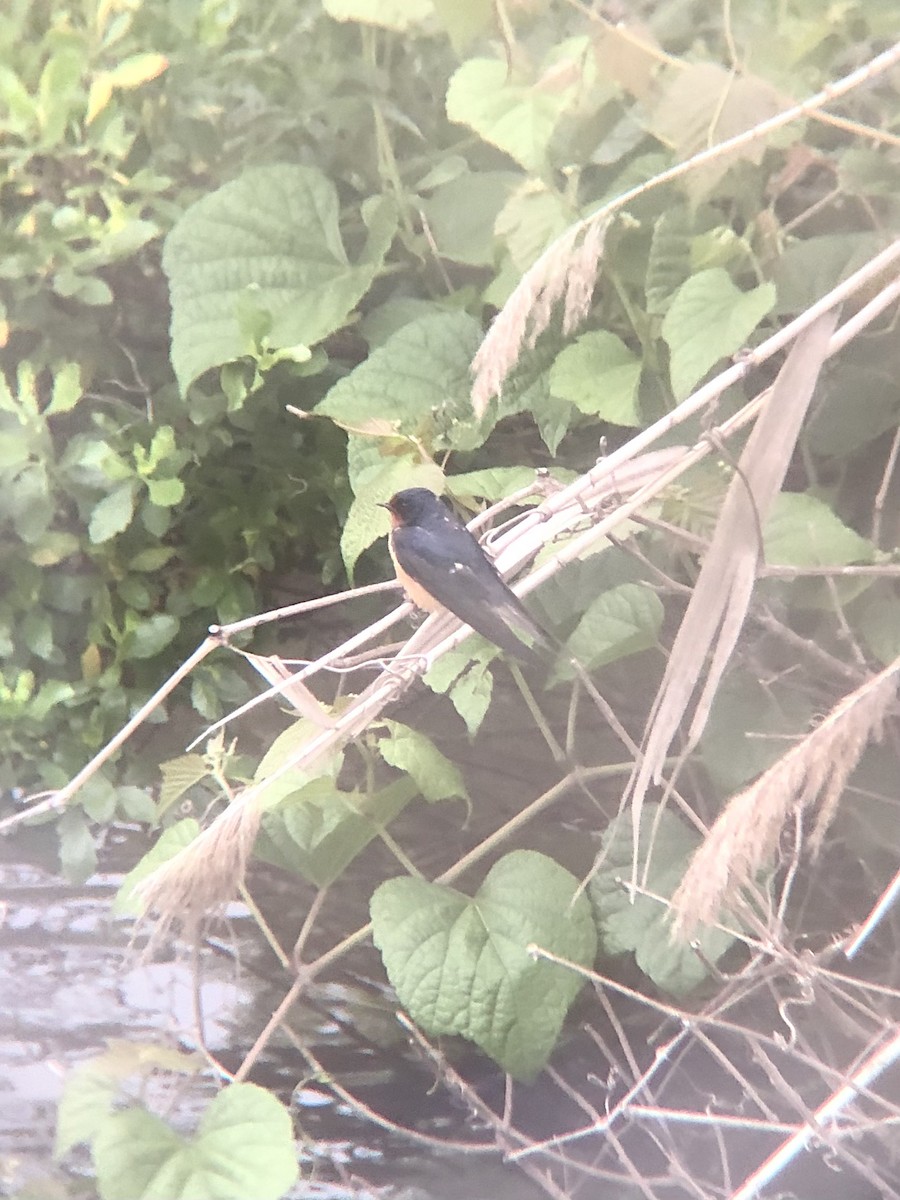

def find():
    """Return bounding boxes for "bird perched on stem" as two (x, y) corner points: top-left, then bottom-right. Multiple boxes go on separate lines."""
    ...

(381, 487), (555, 666)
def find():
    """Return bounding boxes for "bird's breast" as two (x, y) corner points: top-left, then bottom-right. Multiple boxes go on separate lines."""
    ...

(389, 531), (443, 613)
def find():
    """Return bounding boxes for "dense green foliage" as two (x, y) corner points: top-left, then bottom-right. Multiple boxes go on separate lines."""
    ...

(3, 0), (896, 816)
(4, 0), (899, 1195)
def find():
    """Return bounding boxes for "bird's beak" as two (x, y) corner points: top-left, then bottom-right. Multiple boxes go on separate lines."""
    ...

(379, 499), (400, 528)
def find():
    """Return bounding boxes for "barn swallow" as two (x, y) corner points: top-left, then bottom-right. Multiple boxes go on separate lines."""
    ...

(381, 487), (555, 665)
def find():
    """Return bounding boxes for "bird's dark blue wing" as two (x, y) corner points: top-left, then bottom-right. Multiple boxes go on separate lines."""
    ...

(391, 522), (553, 664)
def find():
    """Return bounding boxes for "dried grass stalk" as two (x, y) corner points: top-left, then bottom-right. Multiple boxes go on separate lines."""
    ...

(670, 653), (900, 938)
(243, 652), (337, 728)
(135, 668), (415, 933)
(137, 798), (264, 940)
(562, 218), (608, 336)
(627, 311), (838, 837)
(471, 220), (608, 416)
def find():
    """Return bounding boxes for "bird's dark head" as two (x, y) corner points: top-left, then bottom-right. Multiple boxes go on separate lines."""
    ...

(381, 487), (445, 528)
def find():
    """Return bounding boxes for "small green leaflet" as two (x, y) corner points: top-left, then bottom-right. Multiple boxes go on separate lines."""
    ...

(590, 803), (739, 996)
(662, 268), (775, 400)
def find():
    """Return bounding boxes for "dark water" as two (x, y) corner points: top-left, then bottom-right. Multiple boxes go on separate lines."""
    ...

(0, 823), (555, 1200)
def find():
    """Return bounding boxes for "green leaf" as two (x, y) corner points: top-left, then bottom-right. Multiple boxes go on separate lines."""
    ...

(700, 669), (814, 792)
(379, 722), (467, 802)
(31, 679), (76, 721)
(317, 311), (484, 446)
(662, 269), (775, 400)
(561, 583), (663, 673)
(117, 786), (158, 824)
(446, 58), (571, 173)
(424, 649), (494, 735)
(371, 850), (596, 1079)
(495, 181), (574, 271)
(358, 295), (452, 347)
(147, 477), (185, 507)
(105, 52), (169, 90)
(56, 1042), (203, 1159)
(119, 575), (153, 609)
(839, 146), (900, 198)
(0, 428), (30, 469)
(158, 756), (209, 817)
(38, 48), (85, 145)
(649, 64), (784, 202)
(45, 362), (83, 415)
(93, 1083), (297, 1200)
(141, 503), (173, 538)
(7, 464), (53, 544)
(856, 589), (900, 668)
(691, 225), (754, 274)
(590, 803), (738, 995)
(256, 777), (416, 887)
(130, 547), (177, 571)
(126, 613), (180, 659)
(805, 340), (900, 457)
(81, 775), (118, 823)
(419, 171), (517, 266)
(142, 425), (178, 473)
(163, 165), (398, 393)
(484, 332), (577, 455)
(323, 0), (434, 30)
(56, 1064), (121, 1158)
(341, 457), (445, 579)
(23, 610), (55, 661)
(91, 220), (160, 265)
(646, 208), (692, 316)
(763, 492), (874, 567)
(30, 530), (80, 566)
(53, 271), (114, 306)
(9, 360), (38, 415)
(89, 484), (136, 544)
(95, 1109), (182, 1200)
(432, 0), (493, 50)
(114, 820), (200, 917)
(58, 809), (97, 883)
(550, 331), (642, 425)
(448, 466), (569, 503)
(534, 391), (576, 456)
(772, 233), (883, 317)
(0, 64), (38, 134)
(253, 718), (340, 808)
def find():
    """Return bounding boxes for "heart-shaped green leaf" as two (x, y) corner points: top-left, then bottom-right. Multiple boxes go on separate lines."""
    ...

(662, 268), (775, 399)
(93, 1083), (297, 1200)
(371, 850), (597, 1079)
(163, 165), (397, 394)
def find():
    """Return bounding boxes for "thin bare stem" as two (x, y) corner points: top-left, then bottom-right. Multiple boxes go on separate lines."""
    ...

(0, 637), (217, 832)
(730, 1028), (900, 1200)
